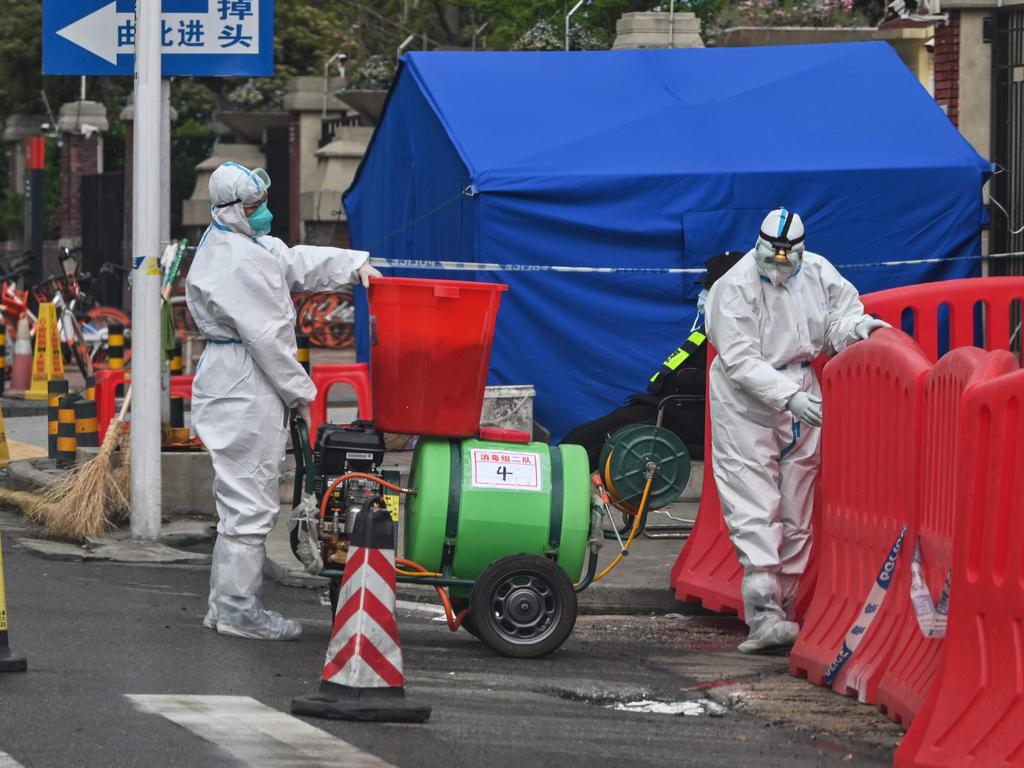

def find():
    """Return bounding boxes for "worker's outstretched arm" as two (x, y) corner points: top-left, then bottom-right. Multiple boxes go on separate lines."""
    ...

(706, 282), (800, 412)
(259, 236), (372, 293)
(821, 260), (871, 354)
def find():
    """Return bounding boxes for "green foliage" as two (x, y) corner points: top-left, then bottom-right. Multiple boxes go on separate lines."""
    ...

(348, 55), (397, 91)
(512, 20), (603, 51)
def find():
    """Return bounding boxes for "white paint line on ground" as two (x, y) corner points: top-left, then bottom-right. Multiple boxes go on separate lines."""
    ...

(125, 694), (395, 768)
(0, 750), (27, 767)
(396, 599), (445, 616)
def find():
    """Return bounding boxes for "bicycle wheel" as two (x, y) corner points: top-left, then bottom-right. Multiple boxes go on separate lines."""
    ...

(87, 306), (131, 368)
(67, 313), (93, 378)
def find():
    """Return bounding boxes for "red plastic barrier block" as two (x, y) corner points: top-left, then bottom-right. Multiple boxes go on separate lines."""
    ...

(863, 277), (1024, 362)
(877, 348), (1018, 727)
(896, 369), (1024, 767)
(789, 330), (930, 702)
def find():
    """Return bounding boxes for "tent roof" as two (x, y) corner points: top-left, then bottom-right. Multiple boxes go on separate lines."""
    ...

(400, 43), (988, 189)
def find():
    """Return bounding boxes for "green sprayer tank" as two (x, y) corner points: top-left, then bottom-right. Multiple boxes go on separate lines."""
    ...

(405, 437), (592, 584)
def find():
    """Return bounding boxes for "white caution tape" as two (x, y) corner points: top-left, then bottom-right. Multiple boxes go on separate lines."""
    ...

(824, 526), (908, 686)
(367, 250), (1024, 276)
(910, 537), (950, 639)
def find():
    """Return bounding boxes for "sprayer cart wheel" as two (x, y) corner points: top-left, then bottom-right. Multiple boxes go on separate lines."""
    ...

(470, 554), (577, 658)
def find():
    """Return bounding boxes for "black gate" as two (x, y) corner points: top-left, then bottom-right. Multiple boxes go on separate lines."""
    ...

(80, 171), (125, 308)
(991, 7), (1024, 276)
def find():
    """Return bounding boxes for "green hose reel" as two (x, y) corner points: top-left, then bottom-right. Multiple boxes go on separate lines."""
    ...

(598, 424), (691, 511)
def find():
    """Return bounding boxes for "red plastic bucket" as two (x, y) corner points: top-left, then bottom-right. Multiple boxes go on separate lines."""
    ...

(368, 277), (508, 437)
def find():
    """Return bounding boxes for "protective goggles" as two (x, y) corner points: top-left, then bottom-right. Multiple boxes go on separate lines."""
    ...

(757, 237), (804, 266)
(213, 166), (272, 208)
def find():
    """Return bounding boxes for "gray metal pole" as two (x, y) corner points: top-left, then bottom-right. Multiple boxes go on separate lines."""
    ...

(130, 0), (163, 540)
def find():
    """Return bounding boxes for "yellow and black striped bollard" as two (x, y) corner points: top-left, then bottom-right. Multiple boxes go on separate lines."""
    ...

(47, 379), (69, 459)
(296, 333), (311, 375)
(108, 323), (125, 370)
(170, 342), (183, 376)
(84, 374), (96, 402)
(0, 530), (26, 672)
(75, 398), (99, 449)
(56, 393), (80, 469)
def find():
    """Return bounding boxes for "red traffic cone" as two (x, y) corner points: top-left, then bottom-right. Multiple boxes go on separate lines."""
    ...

(291, 505), (430, 723)
(9, 315), (32, 394)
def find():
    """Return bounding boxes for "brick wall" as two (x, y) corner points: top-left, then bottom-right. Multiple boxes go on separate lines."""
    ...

(934, 11), (961, 126)
(60, 133), (102, 241)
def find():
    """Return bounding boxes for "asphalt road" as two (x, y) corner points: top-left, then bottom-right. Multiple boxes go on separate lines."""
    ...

(0, 510), (899, 768)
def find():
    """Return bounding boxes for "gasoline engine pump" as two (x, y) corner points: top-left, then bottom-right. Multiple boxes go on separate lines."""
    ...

(290, 419), (404, 608)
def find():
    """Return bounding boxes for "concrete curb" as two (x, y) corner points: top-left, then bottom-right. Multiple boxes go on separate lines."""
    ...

(0, 397), (50, 417)
(6, 458), (63, 494)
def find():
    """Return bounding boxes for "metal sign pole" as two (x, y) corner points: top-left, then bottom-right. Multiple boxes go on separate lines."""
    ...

(130, 0), (162, 540)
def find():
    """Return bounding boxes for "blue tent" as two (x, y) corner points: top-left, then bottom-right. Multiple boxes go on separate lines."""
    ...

(344, 43), (990, 441)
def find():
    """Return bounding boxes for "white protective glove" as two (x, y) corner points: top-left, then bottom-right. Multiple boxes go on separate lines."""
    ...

(354, 261), (383, 289)
(788, 392), (823, 428)
(855, 317), (891, 340)
(295, 402), (311, 428)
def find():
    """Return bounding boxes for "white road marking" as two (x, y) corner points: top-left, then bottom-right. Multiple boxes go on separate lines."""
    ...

(395, 599), (445, 616)
(0, 751), (26, 767)
(126, 695), (396, 768)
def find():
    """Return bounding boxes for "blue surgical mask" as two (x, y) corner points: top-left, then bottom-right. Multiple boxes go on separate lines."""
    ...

(247, 203), (273, 236)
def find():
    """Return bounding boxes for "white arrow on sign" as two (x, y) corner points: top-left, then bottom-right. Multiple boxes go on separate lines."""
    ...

(57, 1), (261, 65)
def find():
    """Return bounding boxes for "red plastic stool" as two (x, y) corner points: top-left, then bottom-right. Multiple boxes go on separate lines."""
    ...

(310, 363), (373, 443)
(95, 369), (129, 442)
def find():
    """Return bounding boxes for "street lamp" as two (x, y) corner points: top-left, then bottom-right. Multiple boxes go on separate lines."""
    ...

(565, 0), (586, 51)
(322, 52), (347, 121)
(472, 21), (490, 52)
(669, 0), (676, 48)
(397, 34), (415, 61)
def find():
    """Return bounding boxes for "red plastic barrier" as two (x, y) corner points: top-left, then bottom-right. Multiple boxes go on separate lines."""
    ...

(876, 348), (1018, 726)
(309, 363), (373, 443)
(895, 369), (1024, 767)
(864, 277), (1024, 362)
(789, 330), (930, 700)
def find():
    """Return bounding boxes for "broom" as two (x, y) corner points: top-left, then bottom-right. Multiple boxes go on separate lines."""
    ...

(40, 240), (188, 542)
(40, 390), (132, 541)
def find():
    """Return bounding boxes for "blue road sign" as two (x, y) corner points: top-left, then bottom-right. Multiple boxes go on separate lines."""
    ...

(43, 0), (274, 76)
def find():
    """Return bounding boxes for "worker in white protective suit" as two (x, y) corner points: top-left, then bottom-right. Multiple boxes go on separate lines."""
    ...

(187, 162), (381, 640)
(704, 208), (888, 653)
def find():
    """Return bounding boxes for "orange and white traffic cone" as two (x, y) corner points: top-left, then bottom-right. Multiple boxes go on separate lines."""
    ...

(291, 505), (430, 723)
(9, 315), (32, 393)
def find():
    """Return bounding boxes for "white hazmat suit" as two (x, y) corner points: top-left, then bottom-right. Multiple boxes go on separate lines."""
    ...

(704, 209), (885, 653)
(187, 162), (375, 640)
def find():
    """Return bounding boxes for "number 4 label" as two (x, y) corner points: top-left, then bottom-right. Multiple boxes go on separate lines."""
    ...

(470, 449), (543, 492)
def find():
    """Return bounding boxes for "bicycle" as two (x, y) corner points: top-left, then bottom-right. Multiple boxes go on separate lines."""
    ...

(293, 287), (355, 349)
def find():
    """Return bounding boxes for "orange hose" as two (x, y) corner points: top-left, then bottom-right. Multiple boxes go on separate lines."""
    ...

(318, 472), (415, 520)
(397, 557), (469, 632)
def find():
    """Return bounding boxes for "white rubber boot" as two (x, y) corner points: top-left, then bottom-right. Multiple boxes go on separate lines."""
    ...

(207, 535), (302, 641)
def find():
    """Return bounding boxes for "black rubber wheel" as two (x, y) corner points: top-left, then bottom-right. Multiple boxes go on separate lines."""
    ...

(470, 554), (578, 659)
(449, 597), (480, 638)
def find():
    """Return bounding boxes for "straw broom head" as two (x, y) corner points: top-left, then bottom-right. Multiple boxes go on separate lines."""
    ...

(41, 415), (130, 542)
